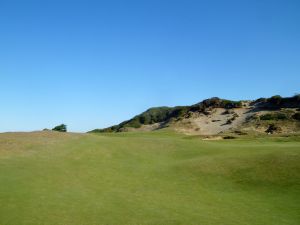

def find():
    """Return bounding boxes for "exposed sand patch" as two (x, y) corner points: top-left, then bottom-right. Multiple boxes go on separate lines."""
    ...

(202, 136), (223, 141)
(173, 108), (254, 135)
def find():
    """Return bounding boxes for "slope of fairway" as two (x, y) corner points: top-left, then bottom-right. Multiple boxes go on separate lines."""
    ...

(0, 131), (299, 225)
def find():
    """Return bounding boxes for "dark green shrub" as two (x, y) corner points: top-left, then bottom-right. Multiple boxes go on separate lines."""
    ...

(222, 109), (235, 115)
(139, 115), (150, 124)
(224, 100), (242, 108)
(266, 124), (281, 134)
(277, 113), (288, 120)
(252, 98), (267, 105)
(199, 98), (242, 109)
(260, 113), (287, 120)
(52, 124), (67, 132)
(223, 136), (236, 139)
(260, 114), (273, 120)
(268, 95), (282, 105)
(169, 107), (188, 118)
(293, 94), (300, 101)
(202, 97), (221, 108)
(293, 113), (300, 121)
(125, 119), (141, 128)
(234, 130), (247, 135)
(225, 118), (234, 125)
(232, 113), (239, 118)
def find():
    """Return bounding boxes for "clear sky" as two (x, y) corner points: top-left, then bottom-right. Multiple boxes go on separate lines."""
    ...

(0, 0), (299, 132)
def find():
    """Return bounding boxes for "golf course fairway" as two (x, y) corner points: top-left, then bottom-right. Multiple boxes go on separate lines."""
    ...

(0, 131), (299, 225)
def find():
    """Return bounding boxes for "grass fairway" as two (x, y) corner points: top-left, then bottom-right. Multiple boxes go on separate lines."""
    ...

(0, 131), (299, 225)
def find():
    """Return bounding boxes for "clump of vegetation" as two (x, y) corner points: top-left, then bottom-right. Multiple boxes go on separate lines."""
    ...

(90, 106), (189, 133)
(292, 112), (300, 121)
(233, 112), (239, 118)
(225, 118), (233, 125)
(90, 125), (119, 133)
(254, 94), (300, 109)
(225, 113), (239, 125)
(260, 113), (288, 121)
(199, 97), (242, 109)
(222, 100), (242, 108)
(266, 124), (281, 134)
(252, 98), (267, 105)
(222, 109), (234, 115)
(52, 124), (67, 132)
(223, 136), (236, 139)
(246, 114), (259, 122)
(234, 130), (247, 135)
(269, 95), (283, 105)
(190, 98), (243, 113)
(122, 107), (178, 128)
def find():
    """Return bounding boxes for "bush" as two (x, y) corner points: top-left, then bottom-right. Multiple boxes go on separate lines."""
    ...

(52, 124), (67, 132)
(234, 130), (247, 135)
(225, 118), (234, 125)
(223, 100), (242, 109)
(125, 119), (141, 128)
(199, 98), (242, 109)
(253, 98), (267, 105)
(292, 113), (300, 121)
(277, 113), (288, 120)
(222, 109), (232, 115)
(260, 113), (288, 121)
(168, 107), (188, 118)
(223, 136), (236, 139)
(202, 97), (221, 108)
(232, 113), (239, 118)
(255, 95), (300, 109)
(293, 94), (300, 101)
(260, 114), (273, 120)
(268, 95), (282, 105)
(139, 115), (150, 124)
(266, 124), (281, 134)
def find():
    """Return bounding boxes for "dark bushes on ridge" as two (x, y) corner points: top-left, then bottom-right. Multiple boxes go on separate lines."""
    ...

(254, 95), (300, 109)
(199, 97), (242, 109)
(269, 95), (283, 105)
(260, 113), (288, 121)
(52, 124), (67, 132)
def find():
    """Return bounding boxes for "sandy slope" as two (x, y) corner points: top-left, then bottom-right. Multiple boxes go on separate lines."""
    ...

(187, 108), (251, 135)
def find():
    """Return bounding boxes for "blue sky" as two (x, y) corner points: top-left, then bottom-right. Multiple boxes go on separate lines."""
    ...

(0, 0), (299, 132)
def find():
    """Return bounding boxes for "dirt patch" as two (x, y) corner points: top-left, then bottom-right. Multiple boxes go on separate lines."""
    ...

(172, 108), (252, 135)
(202, 136), (223, 141)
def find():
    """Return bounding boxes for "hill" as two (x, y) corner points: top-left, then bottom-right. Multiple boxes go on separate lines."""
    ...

(89, 95), (300, 135)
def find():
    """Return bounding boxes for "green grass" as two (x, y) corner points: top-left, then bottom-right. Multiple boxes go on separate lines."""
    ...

(0, 131), (299, 225)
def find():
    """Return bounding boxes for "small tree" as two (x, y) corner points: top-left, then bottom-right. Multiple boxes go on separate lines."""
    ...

(293, 94), (300, 101)
(52, 124), (67, 132)
(269, 95), (282, 105)
(265, 124), (281, 134)
(293, 113), (300, 121)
